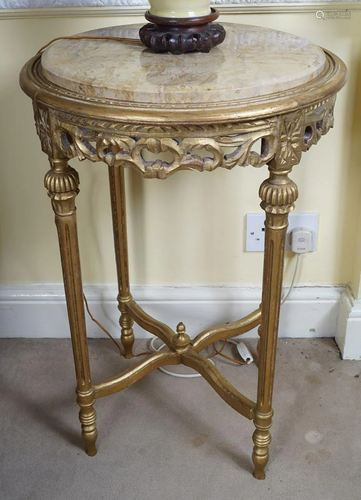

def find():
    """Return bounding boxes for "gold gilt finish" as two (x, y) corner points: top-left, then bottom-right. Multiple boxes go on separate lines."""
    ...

(20, 44), (347, 479)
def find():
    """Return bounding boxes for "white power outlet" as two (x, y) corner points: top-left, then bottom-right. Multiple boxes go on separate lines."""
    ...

(246, 213), (319, 252)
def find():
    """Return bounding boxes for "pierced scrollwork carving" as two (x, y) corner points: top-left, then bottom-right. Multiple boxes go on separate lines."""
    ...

(302, 95), (336, 151)
(53, 119), (279, 179)
(98, 136), (184, 179)
(67, 132), (275, 179)
(180, 138), (224, 172)
(36, 94), (337, 178)
(217, 132), (276, 169)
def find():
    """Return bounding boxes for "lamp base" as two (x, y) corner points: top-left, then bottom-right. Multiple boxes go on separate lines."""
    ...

(139, 8), (226, 54)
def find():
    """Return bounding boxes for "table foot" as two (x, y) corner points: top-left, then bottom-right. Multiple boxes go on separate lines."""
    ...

(253, 468), (266, 481)
(86, 445), (97, 457)
(78, 388), (98, 456)
(252, 410), (273, 480)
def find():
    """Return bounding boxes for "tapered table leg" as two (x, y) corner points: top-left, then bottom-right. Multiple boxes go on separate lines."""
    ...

(45, 158), (97, 456)
(108, 165), (135, 359)
(252, 162), (298, 479)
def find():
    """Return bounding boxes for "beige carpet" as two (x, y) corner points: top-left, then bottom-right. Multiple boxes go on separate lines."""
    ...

(1, 338), (360, 500)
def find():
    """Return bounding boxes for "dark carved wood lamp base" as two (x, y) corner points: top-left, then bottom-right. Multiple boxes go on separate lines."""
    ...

(139, 8), (226, 54)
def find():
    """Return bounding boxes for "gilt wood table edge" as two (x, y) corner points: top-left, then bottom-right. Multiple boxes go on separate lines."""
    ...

(20, 48), (346, 124)
(20, 49), (346, 180)
(19, 22), (347, 481)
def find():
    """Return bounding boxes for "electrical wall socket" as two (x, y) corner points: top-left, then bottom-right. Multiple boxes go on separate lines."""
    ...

(246, 213), (319, 252)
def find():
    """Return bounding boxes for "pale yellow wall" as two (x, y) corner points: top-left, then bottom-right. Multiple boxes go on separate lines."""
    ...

(1, 11), (361, 287)
(348, 54), (361, 297)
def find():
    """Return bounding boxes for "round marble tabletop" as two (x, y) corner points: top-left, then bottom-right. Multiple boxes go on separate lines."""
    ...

(42, 23), (326, 105)
(21, 22), (346, 125)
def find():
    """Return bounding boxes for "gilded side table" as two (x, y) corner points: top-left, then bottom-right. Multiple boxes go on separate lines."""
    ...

(20, 23), (346, 479)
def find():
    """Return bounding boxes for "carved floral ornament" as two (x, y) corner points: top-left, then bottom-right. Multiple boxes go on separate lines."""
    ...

(34, 95), (336, 180)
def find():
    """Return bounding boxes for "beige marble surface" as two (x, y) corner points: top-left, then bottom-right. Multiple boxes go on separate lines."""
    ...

(41, 23), (326, 105)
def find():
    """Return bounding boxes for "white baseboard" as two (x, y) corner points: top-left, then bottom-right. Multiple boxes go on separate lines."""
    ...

(0, 284), (343, 341)
(336, 286), (361, 360)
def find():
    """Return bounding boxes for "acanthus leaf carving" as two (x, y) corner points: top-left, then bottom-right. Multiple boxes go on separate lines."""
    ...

(33, 102), (53, 156)
(272, 95), (336, 169)
(275, 112), (304, 169)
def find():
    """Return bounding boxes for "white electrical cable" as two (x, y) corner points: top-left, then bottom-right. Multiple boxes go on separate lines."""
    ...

(281, 253), (301, 305)
(150, 337), (253, 378)
(228, 339), (253, 364)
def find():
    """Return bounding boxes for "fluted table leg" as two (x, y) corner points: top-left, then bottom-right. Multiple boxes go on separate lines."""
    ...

(108, 165), (135, 359)
(252, 161), (298, 479)
(45, 158), (97, 456)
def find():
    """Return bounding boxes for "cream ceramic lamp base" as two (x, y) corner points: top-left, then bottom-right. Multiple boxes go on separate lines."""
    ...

(149, 0), (211, 18)
(139, 1), (226, 54)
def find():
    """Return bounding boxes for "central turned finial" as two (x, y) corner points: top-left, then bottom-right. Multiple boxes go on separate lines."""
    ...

(172, 322), (191, 353)
(139, 1), (226, 54)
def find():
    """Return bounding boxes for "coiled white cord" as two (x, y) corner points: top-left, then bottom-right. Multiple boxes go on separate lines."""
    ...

(149, 337), (253, 378)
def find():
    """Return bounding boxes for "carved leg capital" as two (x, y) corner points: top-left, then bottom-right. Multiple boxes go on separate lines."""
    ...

(259, 168), (298, 216)
(45, 158), (80, 215)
